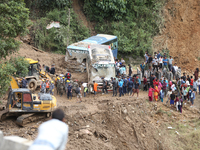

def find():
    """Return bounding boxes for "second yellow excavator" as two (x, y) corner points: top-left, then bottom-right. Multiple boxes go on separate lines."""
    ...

(0, 76), (57, 126)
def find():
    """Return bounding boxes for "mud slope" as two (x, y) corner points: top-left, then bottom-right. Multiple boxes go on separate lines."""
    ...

(153, 0), (200, 70)
(10, 41), (88, 82)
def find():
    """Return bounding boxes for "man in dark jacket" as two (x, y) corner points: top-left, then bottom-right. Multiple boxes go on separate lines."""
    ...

(102, 77), (108, 94)
(128, 64), (132, 77)
(111, 77), (118, 96)
(127, 79), (134, 96)
(21, 78), (28, 88)
(50, 64), (55, 75)
(123, 77), (128, 95)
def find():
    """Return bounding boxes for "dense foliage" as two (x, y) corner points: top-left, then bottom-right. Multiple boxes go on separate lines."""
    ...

(0, 0), (30, 97)
(31, 8), (90, 54)
(84, 0), (165, 56)
(24, 0), (72, 18)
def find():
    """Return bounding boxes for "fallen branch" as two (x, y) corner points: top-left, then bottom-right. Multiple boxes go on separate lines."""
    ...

(32, 47), (44, 53)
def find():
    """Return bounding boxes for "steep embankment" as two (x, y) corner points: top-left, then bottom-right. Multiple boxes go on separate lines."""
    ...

(72, 0), (95, 35)
(153, 0), (200, 71)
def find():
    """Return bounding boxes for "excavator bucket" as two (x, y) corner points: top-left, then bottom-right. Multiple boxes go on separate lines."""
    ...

(0, 109), (9, 121)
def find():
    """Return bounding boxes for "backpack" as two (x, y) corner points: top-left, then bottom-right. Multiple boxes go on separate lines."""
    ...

(75, 87), (80, 94)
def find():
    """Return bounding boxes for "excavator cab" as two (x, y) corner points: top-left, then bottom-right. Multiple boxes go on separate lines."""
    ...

(0, 88), (57, 126)
(28, 62), (40, 77)
(9, 89), (33, 111)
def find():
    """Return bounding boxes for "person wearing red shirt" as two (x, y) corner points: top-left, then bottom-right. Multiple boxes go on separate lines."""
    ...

(143, 76), (147, 91)
(190, 76), (193, 88)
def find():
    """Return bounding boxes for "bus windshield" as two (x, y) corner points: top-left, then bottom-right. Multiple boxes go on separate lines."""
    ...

(91, 48), (111, 61)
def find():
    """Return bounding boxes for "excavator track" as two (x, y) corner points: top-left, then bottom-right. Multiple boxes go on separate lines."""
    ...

(0, 109), (9, 121)
(16, 113), (49, 126)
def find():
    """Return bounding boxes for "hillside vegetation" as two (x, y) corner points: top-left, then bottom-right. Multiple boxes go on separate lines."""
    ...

(24, 0), (165, 57)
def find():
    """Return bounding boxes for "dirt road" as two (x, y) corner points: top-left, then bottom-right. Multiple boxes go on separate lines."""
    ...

(1, 89), (200, 150)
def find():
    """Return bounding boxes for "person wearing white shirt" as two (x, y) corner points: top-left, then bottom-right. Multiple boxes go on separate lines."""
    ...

(121, 58), (125, 64)
(186, 79), (190, 87)
(29, 109), (69, 150)
(153, 57), (158, 72)
(159, 56), (163, 70)
(173, 63), (178, 72)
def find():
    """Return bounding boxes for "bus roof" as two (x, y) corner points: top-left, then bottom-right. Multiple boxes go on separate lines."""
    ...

(68, 42), (97, 50)
(67, 34), (117, 50)
(83, 34), (117, 44)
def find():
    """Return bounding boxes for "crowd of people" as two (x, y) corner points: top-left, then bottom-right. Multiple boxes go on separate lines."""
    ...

(148, 69), (200, 113)
(142, 51), (180, 79)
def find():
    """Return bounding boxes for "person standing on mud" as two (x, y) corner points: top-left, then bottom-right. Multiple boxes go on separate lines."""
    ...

(102, 77), (108, 94)
(50, 64), (55, 75)
(58, 78), (64, 97)
(93, 81), (98, 98)
(118, 79), (123, 97)
(67, 83), (72, 99)
(128, 64), (132, 77)
(28, 109), (69, 150)
(111, 77), (118, 96)
(127, 78), (134, 96)
(40, 80), (46, 93)
(163, 56), (168, 71)
(50, 81), (55, 95)
(168, 56), (173, 71)
(132, 80), (139, 99)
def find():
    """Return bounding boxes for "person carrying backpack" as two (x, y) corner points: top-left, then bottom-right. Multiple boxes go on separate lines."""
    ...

(75, 85), (82, 103)
(65, 70), (71, 80)
(160, 87), (164, 102)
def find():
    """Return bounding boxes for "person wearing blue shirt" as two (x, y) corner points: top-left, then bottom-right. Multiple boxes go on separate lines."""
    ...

(157, 51), (161, 59)
(118, 79), (124, 97)
(165, 78), (168, 88)
(163, 56), (168, 71)
(140, 63), (145, 77)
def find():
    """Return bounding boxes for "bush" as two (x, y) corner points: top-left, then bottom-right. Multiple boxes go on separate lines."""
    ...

(31, 8), (90, 54)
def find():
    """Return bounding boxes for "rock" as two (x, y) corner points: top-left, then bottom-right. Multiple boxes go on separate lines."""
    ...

(141, 134), (145, 138)
(30, 129), (35, 132)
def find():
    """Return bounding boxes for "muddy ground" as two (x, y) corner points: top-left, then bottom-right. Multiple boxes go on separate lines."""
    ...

(1, 89), (200, 150)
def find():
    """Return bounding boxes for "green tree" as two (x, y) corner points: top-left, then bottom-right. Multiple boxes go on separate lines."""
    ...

(0, 0), (30, 97)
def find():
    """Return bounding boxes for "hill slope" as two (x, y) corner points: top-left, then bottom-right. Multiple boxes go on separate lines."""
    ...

(153, 0), (200, 71)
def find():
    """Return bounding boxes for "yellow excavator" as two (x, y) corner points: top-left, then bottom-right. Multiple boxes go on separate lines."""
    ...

(0, 76), (57, 126)
(17, 58), (52, 91)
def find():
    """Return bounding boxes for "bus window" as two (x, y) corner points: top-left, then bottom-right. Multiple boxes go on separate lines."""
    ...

(103, 39), (118, 50)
